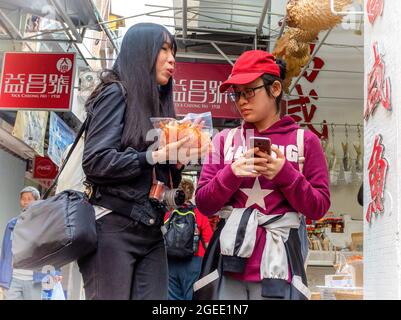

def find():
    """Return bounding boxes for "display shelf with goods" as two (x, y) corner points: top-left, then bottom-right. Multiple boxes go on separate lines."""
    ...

(317, 252), (364, 300)
(307, 250), (363, 267)
(306, 211), (363, 264)
(317, 286), (364, 300)
(305, 208), (364, 298)
(308, 251), (364, 299)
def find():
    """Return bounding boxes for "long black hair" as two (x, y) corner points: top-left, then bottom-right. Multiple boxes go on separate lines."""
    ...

(262, 59), (286, 113)
(85, 23), (177, 149)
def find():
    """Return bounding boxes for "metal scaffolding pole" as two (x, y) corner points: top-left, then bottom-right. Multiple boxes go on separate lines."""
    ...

(305, 68), (363, 74)
(278, 14), (287, 39)
(88, 0), (119, 54)
(0, 9), (33, 51)
(82, 51), (239, 62)
(287, 94), (363, 101)
(0, 9), (22, 40)
(190, 0), (272, 10)
(175, 37), (266, 49)
(6, 8), (176, 43)
(173, 25), (260, 36)
(48, 0), (83, 43)
(257, 0), (270, 36)
(211, 41), (234, 66)
(156, 10), (274, 29)
(299, 121), (362, 127)
(266, 0), (272, 51)
(145, 3), (269, 16)
(0, 37), (77, 43)
(182, 0), (187, 39)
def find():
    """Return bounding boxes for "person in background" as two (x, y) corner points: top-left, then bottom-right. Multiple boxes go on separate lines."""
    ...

(0, 187), (44, 300)
(165, 178), (213, 300)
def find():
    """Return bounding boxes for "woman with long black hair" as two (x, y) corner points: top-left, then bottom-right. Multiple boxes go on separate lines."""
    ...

(78, 23), (205, 300)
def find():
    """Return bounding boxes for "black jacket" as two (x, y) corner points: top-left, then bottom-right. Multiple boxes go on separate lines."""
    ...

(82, 83), (182, 227)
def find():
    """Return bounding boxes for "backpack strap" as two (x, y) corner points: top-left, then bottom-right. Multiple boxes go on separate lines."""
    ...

(223, 127), (238, 161)
(297, 128), (311, 269)
(174, 209), (195, 217)
(297, 128), (305, 174)
(165, 208), (196, 224)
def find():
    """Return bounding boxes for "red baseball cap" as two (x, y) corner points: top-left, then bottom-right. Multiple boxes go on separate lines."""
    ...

(219, 50), (281, 93)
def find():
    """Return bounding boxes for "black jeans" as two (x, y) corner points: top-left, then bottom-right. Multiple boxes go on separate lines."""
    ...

(78, 212), (168, 300)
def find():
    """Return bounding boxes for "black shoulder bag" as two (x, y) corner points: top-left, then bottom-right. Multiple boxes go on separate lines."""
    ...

(12, 118), (97, 269)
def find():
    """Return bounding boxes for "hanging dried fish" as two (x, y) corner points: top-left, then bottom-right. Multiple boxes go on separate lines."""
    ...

(341, 142), (351, 172)
(353, 124), (363, 173)
(328, 124), (340, 185)
(321, 136), (330, 167)
(328, 144), (337, 172)
(342, 124), (353, 184)
(354, 142), (362, 172)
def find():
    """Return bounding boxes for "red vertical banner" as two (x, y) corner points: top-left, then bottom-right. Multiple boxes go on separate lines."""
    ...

(365, 42), (391, 120)
(0, 52), (75, 111)
(366, 135), (388, 224)
(366, 0), (384, 25)
(284, 44), (328, 139)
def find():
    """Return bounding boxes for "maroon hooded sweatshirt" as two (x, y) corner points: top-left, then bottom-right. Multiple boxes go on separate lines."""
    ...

(195, 116), (330, 281)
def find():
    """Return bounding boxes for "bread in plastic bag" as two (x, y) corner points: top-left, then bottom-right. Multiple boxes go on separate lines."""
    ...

(150, 112), (212, 149)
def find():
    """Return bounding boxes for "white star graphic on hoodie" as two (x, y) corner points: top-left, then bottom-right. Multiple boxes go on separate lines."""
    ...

(239, 177), (274, 210)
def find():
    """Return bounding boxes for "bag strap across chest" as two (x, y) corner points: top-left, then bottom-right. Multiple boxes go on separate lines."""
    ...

(297, 128), (305, 174)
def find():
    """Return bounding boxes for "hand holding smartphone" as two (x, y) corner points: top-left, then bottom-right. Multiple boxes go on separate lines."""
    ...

(249, 137), (271, 156)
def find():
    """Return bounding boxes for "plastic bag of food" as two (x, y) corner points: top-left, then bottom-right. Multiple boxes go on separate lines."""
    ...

(181, 112), (213, 136)
(150, 112), (212, 148)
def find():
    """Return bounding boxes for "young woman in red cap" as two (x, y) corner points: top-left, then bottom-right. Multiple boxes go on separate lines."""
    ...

(195, 50), (330, 300)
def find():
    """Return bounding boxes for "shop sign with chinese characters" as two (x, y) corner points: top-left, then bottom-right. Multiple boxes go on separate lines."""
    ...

(0, 52), (75, 111)
(173, 62), (240, 119)
(282, 43), (328, 139)
(366, 134), (388, 224)
(365, 42), (391, 120)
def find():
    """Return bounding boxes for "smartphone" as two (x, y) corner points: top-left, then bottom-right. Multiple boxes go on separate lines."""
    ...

(250, 137), (271, 156)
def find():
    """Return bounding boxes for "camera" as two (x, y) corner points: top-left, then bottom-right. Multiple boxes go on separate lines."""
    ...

(149, 181), (185, 208)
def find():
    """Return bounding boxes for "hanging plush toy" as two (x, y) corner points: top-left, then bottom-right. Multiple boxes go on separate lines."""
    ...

(287, 0), (353, 33)
(273, 0), (353, 91)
